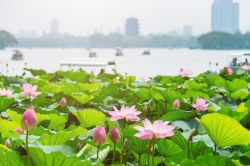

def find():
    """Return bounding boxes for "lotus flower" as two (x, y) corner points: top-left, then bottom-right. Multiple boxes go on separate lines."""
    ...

(108, 105), (141, 122)
(15, 128), (22, 135)
(226, 68), (233, 75)
(60, 97), (67, 106)
(178, 68), (193, 78)
(93, 126), (106, 146)
(5, 138), (10, 148)
(134, 119), (176, 140)
(110, 127), (121, 143)
(21, 108), (37, 131)
(0, 89), (13, 98)
(192, 98), (208, 112)
(241, 64), (250, 71)
(139, 75), (148, 82)
(173, 99), (180, 109)
(21, 83), (41, 98)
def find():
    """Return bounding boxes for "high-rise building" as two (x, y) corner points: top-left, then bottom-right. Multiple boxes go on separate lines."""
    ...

(211, 0), (239, 33)
(183, 25), (193, 37)
(50, 18), (59, 35)
(125, 17), (139, 37)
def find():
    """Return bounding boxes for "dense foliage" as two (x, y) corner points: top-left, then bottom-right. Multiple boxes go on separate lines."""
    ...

(198, 32), (250, 49)
(0, 30), (17, 49)
(0, 67), (249, 166)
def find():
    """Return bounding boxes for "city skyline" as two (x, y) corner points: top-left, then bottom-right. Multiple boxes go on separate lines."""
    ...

(1, 0), (250, 36)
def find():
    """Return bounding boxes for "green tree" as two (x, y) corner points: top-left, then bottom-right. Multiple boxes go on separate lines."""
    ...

(0, 30), (17, 49)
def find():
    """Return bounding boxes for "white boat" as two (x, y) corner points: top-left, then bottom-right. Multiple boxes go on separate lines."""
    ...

(142, 49), (151, 55)
(227, 52), (249, 69)
(115, 48), (124, 56)
(89, 51), (97, 58)
(11, 50), (23, 60)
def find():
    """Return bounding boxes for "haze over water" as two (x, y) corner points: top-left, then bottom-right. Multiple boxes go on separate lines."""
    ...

(0, 48), (249, 77)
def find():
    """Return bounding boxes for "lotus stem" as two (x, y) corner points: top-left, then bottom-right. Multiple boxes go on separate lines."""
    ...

(138, 154), (141, 166)
(152, 140), (155, 166)
(147, 152), (150, 166)
(25, 130), (30, 166)
(112, 142), (116, 163)
(28, 96), (32, 107)
(147, 141), (152, 166)
(96, 145), (100, 160)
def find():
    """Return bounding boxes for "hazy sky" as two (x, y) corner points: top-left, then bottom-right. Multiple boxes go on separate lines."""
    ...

(0, 0), (250, 36)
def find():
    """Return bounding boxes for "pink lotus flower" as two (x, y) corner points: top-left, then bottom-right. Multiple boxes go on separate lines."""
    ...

(139, 75), (148, 82)
(21, 83), (41, 98)
(192, 98), (208, 112)
(21, 108), (37, 131)
(134, 119), (176, 140)
(93, 126), (106, 146)
(60, 97), (67, 106)
(226, 68), (233, 75)
(5, 138), (10, 148)
(173, 99), (180, 109)
(178, 68), (193, 78)
(241, 64), (250, 71)
(0, 89), (13, 98)
(110, 127), (121, 143)
(108, 105), (141, 122)
(15, 128), (22, 135)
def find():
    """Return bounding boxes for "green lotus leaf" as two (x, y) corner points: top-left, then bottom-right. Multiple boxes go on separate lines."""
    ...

(40, 83), (62, 94)
(77, 144), (109, 163)
(161, 110), (197, 121)
(226, 79), (248, 93)
(198, 113), (250, 147)
(0, 119), (20, 138)
(206, 74), (225, 87)
(38, 127), (87, 145)
(56, 70), (89, 82)
(157, 139), (183, 157)
(122, 128), (148, 155)
(0, 97), (15, 112)
(195, 153), (235, 166)
(0, 150), (26, 166)
(71, 92), (94, 104)
(0, 144), (10, 153)
(150, 87), (165, 101)
(231, 89), (249, 100)
(73, 109), (106, 128)
(24, 68), (47, 76)
(29, 143), (92, 166)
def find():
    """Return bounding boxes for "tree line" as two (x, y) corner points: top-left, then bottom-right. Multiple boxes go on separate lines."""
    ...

(0, 30), (17, 49)
(198, 32), (250, 49)
(17, 33), (197, 48)
(1, 29), (250, 49)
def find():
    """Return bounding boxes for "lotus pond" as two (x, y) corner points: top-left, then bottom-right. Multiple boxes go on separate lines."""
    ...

(0, 67), (249, 166)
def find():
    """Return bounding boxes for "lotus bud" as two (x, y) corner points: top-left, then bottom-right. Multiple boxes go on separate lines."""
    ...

(226, 68), (233, 75)
(5, 138), (10, 148)
(21, 108), (37, 131)
(60, 97), (67, 106)
(93, 126), (106, 146)
(76, 142), (81, 151)
(110, 127), (121, 143)
(143, 105), (148, 113)
(173, 99), (180, 109)
(15, 128), (22, 135)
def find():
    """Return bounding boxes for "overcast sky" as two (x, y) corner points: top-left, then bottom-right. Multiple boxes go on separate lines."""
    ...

(0, 0), (249, 36)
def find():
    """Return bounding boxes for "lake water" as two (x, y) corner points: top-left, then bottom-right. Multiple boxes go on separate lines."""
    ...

(0, 48), (249, 77)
